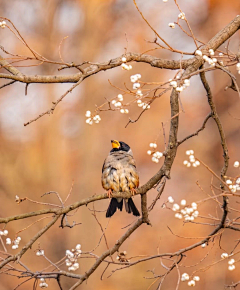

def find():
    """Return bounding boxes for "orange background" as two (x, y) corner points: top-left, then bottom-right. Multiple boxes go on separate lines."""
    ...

(0, 0), (240, 289)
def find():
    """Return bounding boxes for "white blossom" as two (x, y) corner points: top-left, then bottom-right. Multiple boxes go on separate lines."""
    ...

(180, 199), (186, 206)
(168, 196), (174, 203)
(228, 258), (235, 265)
(209, 49), (214, 56)
(221, 253), (229, 259)
(39, 282), (48, 288)
(193, 276), (200, 281)
(121, 57), (127, 62)
(181, 273), (190, 281)
(0, 21), (6, 28)
(195, 50), (202, 56)
(234, 161), (240, 167)
(172, 203), (180, 211)
(191, 202), (197, 210)
(85, 111), (91, 117)
(121, 63), (128, 70)
(178, 12), (185, 20)
(66, 250), (74, 258)
(192, 210), (199, 218)
(152, 157), (159, 163)
(184, 79), (190, 86)
(175, 213), (183, 219)
(6, 238), (11, 245)
(36, 250), (44, 256)
(168, 23), (175, 29)
(228, 265), (235, 271)
(133, 83), (140, 90)
(170, 81), (177, 88)
(117, 94), (123, 101)
(188, 280), (196, 287)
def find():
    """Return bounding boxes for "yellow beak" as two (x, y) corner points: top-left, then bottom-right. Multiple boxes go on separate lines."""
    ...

(111, 140), (120, 149)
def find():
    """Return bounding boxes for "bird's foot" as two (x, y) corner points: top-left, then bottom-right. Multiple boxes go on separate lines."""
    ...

(130, 188), (137, 196)
(107, 189), (113, 198)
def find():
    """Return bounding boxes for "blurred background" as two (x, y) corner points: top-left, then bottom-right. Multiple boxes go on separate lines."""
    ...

(0, 0), (240, 289)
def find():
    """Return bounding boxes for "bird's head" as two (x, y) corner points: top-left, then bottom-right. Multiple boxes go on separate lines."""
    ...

(111, 140), (131, 153)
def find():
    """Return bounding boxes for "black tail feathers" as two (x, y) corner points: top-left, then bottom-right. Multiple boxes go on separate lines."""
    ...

(126, 197), (140, 216)
(106, 197), (140, 217)
(106, 198), (123, 217)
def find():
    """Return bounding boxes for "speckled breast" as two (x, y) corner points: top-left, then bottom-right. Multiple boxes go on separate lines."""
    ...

(101, 151), (139, 192)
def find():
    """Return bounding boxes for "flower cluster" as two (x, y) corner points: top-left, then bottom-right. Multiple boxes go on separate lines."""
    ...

(137, 99), (150, 109)
(121, 57), (132, 70)
(195, 49), (217, 67)
(131, 74), (141, 90)
(1, 230), (22, 250)
(11, 237), (21, 250)
(236, 63), (240, 74)
(221, 253), (236, 270)
(0, 230), (8, 236)
(0, 21), (6, 28)
(170, 78), (190, 92)
(116, 251), (129, 262)
(178, 12), (185, 20)
(183, 150), (200, 168)
(228, 258), (236, 271)
(167, 196), (199, 221)
(65, 244), (82, 271)
(111, 94), (129, 114)
(147, 143), (163, 163)
(226, 176), (240, 193)
(130, 74), (151, 110)
(181, 273), (200, 286)
(39, 278), (48, 288)
(85, 111), (101, 125)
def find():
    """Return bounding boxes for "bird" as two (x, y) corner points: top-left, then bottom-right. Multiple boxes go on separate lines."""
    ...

(101, 140), (140, 217)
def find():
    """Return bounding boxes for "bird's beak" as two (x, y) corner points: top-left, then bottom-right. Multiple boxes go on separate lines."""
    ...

(111, 140), (120, 149)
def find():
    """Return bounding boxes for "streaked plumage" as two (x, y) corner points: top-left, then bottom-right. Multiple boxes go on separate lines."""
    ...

(102, 140), (140, 217)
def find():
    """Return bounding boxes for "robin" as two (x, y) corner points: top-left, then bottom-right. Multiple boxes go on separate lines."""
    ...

(102, 140), (140, 217)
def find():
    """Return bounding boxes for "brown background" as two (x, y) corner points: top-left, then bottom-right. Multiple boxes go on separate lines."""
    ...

(0, 0), (240, 289)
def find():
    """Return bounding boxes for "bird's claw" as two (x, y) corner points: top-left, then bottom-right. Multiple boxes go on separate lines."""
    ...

(130, 188), (137, 196)
(107, 189), (113, 198)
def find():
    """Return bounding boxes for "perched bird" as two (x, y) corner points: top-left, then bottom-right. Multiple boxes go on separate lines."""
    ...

(102, 140), (140, 217)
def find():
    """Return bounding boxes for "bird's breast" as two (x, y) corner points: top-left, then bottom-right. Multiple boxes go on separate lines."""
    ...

(101, 152), (139, 192)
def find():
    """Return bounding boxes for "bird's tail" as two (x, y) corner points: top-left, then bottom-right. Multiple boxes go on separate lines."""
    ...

(106, 198), (123, 217)
(124, 198), (140, 216)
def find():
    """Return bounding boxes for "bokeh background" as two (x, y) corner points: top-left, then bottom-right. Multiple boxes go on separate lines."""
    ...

(0, 0), (240, 289)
